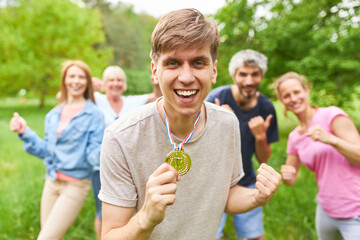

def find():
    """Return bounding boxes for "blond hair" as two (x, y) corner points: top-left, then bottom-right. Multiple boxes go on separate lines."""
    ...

(102, 66), (127, 92)
(274, 72), (310, 98)
(274, 72), (314, 116)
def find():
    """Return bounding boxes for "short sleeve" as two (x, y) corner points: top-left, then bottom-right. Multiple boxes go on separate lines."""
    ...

(286, 131), (298, 156)
(98, 129), (138, 207)
(231, 117), (245, 186)
(325, 106), (348, 128)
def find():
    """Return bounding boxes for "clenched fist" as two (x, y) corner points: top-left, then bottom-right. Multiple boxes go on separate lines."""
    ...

(9, 112), (27, 135)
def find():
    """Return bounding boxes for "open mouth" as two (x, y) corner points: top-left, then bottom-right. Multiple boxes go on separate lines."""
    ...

(175, 90), (198, 98)
(289, 101), (302, 110)
(70, 87), (84, 91)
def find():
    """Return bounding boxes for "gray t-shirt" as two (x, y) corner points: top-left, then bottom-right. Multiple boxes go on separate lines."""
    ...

(99, 99), (244, 239)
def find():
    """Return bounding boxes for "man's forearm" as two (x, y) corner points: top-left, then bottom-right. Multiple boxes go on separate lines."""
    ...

(225, 185), (260, 214)
(103, 213), (155, 240)
(255, 137), (271, 163)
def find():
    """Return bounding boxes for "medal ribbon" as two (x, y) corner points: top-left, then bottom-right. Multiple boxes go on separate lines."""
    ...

(163, 108), (201, 151)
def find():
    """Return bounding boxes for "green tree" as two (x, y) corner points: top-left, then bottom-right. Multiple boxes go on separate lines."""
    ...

(82, 0), (157, 69)
(214, 0), (259, 88)
(0, 0), (112, 107)
(81, 0), (158, 95)
(215, 0), (360, 106)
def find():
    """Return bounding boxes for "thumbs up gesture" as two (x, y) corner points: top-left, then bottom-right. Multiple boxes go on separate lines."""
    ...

(9, 112), (27, 135)
(248, 114), (273, 140)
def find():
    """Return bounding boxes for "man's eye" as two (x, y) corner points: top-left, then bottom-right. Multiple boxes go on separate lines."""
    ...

(167, 61), (178, 66)
(194, 61), (205, 67)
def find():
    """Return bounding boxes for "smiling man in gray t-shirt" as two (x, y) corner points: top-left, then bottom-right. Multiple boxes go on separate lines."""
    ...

(99, 8), (281, 240)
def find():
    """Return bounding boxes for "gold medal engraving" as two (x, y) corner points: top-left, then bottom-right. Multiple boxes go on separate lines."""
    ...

(165, 150), (191, 176)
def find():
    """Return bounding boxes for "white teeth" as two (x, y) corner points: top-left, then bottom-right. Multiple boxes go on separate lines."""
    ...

(290, 101), (302, 109)
(176, 90), (197, 96)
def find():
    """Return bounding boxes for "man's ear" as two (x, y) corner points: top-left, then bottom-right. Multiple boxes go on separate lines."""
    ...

(212, 60), (218, 84)
(151, 61), (159, 84)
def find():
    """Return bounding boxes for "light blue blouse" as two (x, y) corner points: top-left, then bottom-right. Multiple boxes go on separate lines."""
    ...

(19, 99), (104, 180)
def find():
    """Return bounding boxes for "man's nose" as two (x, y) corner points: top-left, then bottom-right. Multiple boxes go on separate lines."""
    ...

(243, 74), (254, 84)
(178, 64), (195, 84)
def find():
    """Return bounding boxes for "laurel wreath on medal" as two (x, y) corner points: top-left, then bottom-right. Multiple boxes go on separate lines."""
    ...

(163, 107), (199, 176)
(165, 150), (191, 176)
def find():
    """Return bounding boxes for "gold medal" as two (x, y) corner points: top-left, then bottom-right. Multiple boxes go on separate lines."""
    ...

(165, 150), (191, 176)
(163, 107), (200, 176)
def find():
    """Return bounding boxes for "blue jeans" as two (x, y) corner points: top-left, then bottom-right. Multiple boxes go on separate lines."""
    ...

(91, 170), (102, 219)
(216, 183), (264, 239)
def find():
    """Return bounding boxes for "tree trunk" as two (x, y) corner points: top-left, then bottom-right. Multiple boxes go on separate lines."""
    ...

(39, 94), (45, 108)
(39, 77), (49, 108)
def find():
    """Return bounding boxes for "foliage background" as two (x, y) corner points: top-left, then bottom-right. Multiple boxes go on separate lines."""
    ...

(215, 0), (360, 108)
(1, 0), (360, 239)
(0, 0), (157, 106)
(1, 0), (359, 108)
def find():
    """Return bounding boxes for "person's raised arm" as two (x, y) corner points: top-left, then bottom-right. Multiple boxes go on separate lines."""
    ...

(102, 163), (179, 240)
(306, 116), (360, 166)
(249, 114), (273, 163)
(92, 77), (104, 92)
(9, 112), (27, 135)
(10, 112), (48, 158)
(281, 154), (301, 186)
(225, 163), (281, 214)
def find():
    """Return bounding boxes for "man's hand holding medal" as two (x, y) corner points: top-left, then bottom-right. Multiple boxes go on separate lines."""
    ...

(139, 163), (180, 229)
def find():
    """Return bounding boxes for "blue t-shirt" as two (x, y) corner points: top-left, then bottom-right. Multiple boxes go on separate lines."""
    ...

(206, 85), (279, 186)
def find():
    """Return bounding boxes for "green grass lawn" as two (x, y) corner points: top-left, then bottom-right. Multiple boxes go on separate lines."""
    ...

(0, 98), (319, 239)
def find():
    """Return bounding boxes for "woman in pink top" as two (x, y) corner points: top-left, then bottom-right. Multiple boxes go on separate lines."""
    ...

(274, 72), (360, 240)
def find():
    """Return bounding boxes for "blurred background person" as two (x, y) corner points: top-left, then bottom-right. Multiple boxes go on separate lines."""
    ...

(207, 49), (279, 240)
(9, 60), (104, 239)
(275, 72), (360, 240)
(92, 65), (162, 239)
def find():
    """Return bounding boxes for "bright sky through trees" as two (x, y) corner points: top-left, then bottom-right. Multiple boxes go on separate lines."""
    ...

(111, 0), (226, 17)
